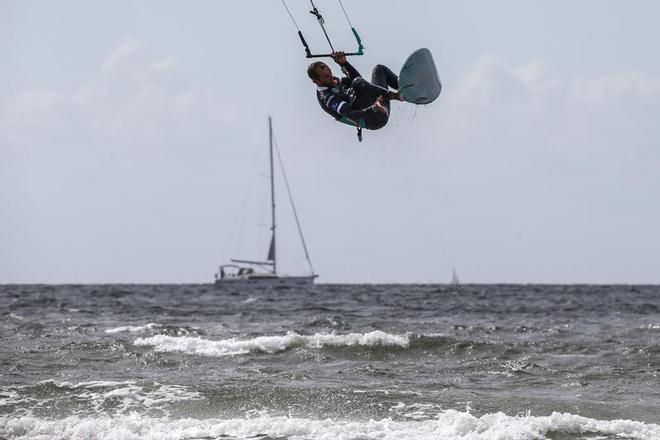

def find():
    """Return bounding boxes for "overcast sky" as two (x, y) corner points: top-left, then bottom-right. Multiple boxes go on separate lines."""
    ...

(2, 1), (660, 284)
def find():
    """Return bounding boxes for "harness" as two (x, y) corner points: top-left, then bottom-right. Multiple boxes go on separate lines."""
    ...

(339, 116), (364, 142)
(317, 82), (365, 142)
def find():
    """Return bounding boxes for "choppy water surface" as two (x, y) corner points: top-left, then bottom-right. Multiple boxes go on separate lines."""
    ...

(1, 284), (659, 439)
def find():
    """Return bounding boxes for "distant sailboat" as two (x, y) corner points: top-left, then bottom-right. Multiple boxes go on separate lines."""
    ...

(214, 117), (318, 289)
(451, 267), (460, 285)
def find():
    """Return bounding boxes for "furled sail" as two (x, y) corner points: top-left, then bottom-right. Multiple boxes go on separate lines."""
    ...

(267, 236), (276, 262)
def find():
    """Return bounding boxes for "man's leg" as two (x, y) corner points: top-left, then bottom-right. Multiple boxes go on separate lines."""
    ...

(349, 67), (399, 130)
(371, 64), (400, 117)
(351, 77), (389, 106)
(350, 77), (389, 130)
(350, 64), (399, 107)
(371, 64), (399, 90)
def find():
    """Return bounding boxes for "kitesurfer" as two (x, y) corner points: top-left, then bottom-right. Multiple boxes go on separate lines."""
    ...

(308, 51), (404, 131)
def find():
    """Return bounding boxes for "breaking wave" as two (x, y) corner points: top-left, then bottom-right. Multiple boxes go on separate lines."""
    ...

(106, 323), (161, 334)
(134, 330), (410, 357)
(2, 410), (659, 440)
(106, 323), (200, 336)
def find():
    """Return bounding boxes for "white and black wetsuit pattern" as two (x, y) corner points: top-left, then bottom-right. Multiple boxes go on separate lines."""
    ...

(316, 62), (400, 130)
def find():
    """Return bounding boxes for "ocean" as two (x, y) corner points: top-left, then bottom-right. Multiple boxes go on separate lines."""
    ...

(1, 284), (659, 440)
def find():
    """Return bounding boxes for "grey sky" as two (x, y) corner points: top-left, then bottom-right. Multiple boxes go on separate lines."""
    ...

(2, 1), (660, 284)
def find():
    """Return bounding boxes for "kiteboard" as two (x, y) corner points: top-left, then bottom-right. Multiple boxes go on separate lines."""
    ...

(398, 48), (442, 105)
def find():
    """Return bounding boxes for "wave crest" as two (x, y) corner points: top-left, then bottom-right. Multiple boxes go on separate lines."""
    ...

(2, 410), (659, 440)
(134, 330), (409, 357)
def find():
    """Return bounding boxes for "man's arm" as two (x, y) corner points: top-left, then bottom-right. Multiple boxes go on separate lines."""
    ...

(331, 51), (361, 82)
(341, 62), (361, 82)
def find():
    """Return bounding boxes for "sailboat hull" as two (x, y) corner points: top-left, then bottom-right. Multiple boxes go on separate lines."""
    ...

(214, 275), (317, 289)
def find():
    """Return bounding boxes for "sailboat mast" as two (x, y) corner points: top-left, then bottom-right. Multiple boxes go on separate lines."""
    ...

(268, 116), (277, 275)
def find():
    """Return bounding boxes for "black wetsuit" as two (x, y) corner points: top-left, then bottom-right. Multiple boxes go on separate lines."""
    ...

(316, 62), (400, 130)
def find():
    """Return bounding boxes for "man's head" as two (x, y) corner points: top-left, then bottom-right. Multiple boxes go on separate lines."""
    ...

(307, 61), (335, 87)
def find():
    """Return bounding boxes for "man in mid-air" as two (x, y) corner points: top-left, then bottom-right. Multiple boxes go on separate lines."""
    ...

(307, 51), (404, 132)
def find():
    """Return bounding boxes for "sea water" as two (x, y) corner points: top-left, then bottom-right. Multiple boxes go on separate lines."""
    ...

(1, 284), (659, 439)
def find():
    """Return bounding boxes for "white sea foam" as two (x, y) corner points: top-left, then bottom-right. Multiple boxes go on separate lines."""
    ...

(1, 410), (659, 440)
(94, 383), (202, 412)
(305, 331), (409, 348)
(105, 323), (161, 334)
(389, 402), (444, 420)
(2, 380), (201, 415)
(42, 379), (135, 389)
(134, 330), (410, 357)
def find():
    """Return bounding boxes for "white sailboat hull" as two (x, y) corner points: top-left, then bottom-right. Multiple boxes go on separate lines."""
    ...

(214, 275), (317, 289)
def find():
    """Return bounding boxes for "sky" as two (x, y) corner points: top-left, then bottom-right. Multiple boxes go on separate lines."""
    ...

(2, 0), (660, 284)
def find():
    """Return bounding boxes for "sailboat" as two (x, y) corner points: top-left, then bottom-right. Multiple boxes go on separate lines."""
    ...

(451, 267), (460, 285)
(214, 117), (318, 289)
